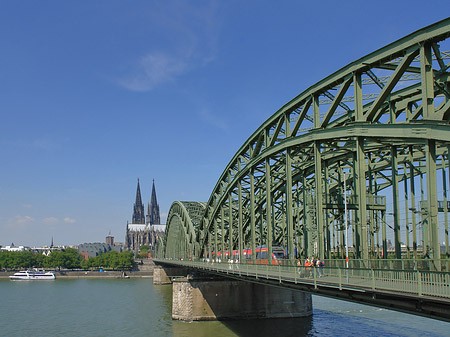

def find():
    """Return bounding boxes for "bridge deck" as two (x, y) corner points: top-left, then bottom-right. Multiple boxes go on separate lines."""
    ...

(154, 259), (450, 322)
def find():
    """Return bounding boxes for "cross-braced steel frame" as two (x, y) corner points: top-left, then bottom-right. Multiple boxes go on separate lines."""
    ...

(161, 18), (450, 271)
(158, 201), (206, 259)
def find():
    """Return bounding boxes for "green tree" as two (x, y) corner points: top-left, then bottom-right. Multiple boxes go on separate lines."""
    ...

(0, 251), (49, 269)
(47, 249), (81, 269)
(118, 251), (134, 269)
(63, 248), (82, 269)
(78, 250), (135, 270)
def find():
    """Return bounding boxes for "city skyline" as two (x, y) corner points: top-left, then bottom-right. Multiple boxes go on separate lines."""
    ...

(1, 1), (448, 246)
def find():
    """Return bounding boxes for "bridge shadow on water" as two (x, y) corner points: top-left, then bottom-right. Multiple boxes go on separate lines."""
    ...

(172, 316), (313, 337)
(220, 316), (314, 337)
(156, 283), (447, 337)
(171, 306), (447, 337)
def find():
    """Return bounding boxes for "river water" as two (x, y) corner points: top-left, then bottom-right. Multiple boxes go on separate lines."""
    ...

(1, 278), (448, 336)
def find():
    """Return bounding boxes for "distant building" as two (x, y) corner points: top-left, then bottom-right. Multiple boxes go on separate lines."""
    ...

(1, 243), (29, 252)
(125, 179), (165, 252)
(132, 179), (146, 224)
(106, 232), (114, 246)
(78, 242), (123, 260)
(147, 179), (161, 225)
(78, 232), (123, 260)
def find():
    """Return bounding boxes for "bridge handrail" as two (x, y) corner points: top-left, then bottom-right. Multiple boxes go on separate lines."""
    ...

(322, 258), (449, 272)
(155, 258), (450, 299)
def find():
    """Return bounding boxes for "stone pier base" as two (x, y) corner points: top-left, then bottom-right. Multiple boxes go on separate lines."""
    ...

(153, 266), (189, 285)
(172, 277), (312, 321)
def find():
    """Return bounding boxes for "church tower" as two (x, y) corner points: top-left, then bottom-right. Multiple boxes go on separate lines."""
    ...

(147, 179), (161, 225)
(132, 179), (145, 224)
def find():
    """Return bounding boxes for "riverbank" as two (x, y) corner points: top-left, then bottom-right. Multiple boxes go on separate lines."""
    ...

(0, 270), (153, 279)
(0, 258), (156, 279)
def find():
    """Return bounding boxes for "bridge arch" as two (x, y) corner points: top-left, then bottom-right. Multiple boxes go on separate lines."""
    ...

(196, 18), (450, 268)
(160, 201), (206, 259)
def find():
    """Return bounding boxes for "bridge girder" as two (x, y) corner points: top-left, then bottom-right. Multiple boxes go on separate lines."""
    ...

(161, 19), (450, 270)
(197, 18), (450, 267)
(159, 201), (206, 259)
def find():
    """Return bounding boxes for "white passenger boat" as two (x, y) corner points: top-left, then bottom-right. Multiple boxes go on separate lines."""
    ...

(9, 270), (56, 280)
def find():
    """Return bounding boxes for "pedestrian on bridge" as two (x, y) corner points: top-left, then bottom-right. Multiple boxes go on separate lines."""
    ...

(304, 258), (312, 277)
(296, 258), (302, 277)
(316, 258), (324, 277)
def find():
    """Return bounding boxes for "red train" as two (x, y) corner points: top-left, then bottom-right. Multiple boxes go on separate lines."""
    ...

(209, 245), (286, 265)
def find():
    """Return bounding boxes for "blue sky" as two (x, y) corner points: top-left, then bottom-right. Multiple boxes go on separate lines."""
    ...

(1, 1), (448, 247)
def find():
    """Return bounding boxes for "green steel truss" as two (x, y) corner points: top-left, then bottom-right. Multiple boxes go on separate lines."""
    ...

(160, 18), (450, 270)
(159, 201), (206, 259)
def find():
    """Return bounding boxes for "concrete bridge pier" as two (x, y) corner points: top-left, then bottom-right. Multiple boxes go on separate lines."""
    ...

(153, 266), (188, 285)
(172, 276), (312, 321)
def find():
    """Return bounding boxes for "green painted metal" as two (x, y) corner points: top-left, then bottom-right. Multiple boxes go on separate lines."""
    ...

(155, 258), (450, 304)
(391, 146), (401, 259)
(314, 140), (324, 260)
(265, 157), (273, 265)
(427, 140), (440, 269)
(158, 20), (450, 280)
(356, 137), (367, 259)
(285, 148), (294, 260)
(159, 201), (206, 259)
(444, 152), (449, 256)
(409, 146), (418, 258)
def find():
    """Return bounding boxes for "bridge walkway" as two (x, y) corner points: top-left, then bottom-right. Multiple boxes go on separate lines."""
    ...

(154, 259), (450, 322)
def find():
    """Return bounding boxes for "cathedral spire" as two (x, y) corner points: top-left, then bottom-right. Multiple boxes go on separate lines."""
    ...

(132, 178), (145, 224)
(147, 179), (161, 225)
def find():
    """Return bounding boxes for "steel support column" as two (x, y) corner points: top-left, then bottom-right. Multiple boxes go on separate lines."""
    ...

(286, 148), (294, 260)
(420, 43), (434, 118)
(238, 180), (243, 262)
(354, 71), (363, 121)
(221, 207), (225, 259)
(266, 157), (273, 265)
(404, 163), (410, 258)
(229, 194), (233, 256)
(356, 137), (368, 259)
(409, 146), (417, 258)
(426, 140), (440, 269)
(315, 141), (325, 260)
(391, 146), (402, 259)
(250, 170), (256, 263)
(303, 173), (311, 257)
(443, 152), (449, 257)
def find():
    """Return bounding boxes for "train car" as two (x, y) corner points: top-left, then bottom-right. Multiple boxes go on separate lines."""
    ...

(244, 245), (286, 265)
(209, 245), (286, 265)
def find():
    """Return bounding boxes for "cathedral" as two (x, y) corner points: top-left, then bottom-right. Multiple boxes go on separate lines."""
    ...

(125, 179), (165, 253)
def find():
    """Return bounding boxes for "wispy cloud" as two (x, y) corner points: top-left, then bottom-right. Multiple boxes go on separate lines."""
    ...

(42, 217), (76, 225)
(198, 108), (228, 131)
(6, 215), (35, 228)
(118, 1), (221, 92)
(15, 215), (34, 224)
(43, 217), (58, 224)
(63, 217), (76, 224)
(119, 52), (189, 92)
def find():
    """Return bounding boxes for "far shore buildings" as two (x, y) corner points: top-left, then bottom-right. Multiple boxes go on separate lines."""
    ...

(78, 232), (124, 260)
(125, 179), (165, 253)
(1, 240), (63, 256)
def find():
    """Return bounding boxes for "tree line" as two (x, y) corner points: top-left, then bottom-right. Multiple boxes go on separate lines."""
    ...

(0, 248), (135, 270)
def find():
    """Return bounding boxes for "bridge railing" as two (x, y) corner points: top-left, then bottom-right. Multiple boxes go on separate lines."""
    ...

(322, 259), (449, 272)
(156, 259), (450, 299)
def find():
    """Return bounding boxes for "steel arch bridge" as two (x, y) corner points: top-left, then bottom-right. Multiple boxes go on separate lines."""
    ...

(159, 18), (450, 271)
